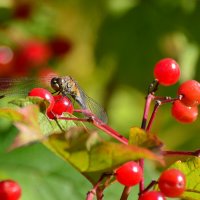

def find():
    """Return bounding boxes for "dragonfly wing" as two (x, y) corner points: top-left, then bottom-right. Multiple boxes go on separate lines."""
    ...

(83, 93), (108, 123)
(0, 77), (52, 98)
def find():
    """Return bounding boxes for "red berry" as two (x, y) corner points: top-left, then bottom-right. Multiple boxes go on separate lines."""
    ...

(0, 180), (22, 200)
(46, 107), (55, 119)
(20, 40), (52, 66)
(12, 50), (29, 76)
(171, 100), (198, 123)
(139, 191), (166, 200)
(0, 46), (14, 76)
(13, 2), (33, 20)
(48, 36), (72, 57)
(0, 46), (13, 65)
(158, 169), (186, 197)
(28, 88), (55, 106)
(38, 68), (58, 87)
(154, 58), (180, 86)
(51, 95), (74, 115)
(115, 161), (142, 186)
(178, 80), (200, 106)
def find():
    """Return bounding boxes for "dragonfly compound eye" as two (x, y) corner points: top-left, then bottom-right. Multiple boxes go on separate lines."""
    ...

(51, 77), (60, 91)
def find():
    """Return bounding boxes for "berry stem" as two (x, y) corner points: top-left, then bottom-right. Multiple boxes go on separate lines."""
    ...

(146, 96), (181, 132)
(163, 149), (200, 157)
(86, 173), (112, 200)
(57, 116), (89, 122)
(96, 123), (128, 145)
(138, 93), (154, 193)
(58, 116), (128, 145)
(139, 159), (144, 191)
(120, 186), (132, 200)
(139, 180), (157, 195)
(141, 93), (155, 129)
(96, 188), (104, 200)
(146, 100), (160, 132)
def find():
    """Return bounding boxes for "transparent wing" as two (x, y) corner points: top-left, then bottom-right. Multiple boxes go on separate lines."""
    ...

(77, 86), (108, 123)
(0, 76), (53, 98)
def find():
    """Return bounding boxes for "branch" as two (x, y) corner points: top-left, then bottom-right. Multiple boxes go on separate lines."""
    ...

(163, 149), (200, 157)
(86, 173), (112, 200)
(58, 115), (128, 145)
(120, 186), (132, 200)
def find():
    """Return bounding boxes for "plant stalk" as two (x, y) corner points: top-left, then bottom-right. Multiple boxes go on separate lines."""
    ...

(120, 186), (132, 200)
(58, 116), (128, 145)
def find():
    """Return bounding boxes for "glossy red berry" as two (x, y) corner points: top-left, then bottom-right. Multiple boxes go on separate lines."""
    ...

(52, 95), (74, 115)
(154, 58), (180, 86)
(115, 161), (142, 186)
(139, 191), (166, 200)
(46, 107), (55, 119)
(158, 169), (186, 197)
(28, 88), (55, 106)
(171, 100), (198, 123)
(178, 80), (200, 106)
(0, 180), (22, 200)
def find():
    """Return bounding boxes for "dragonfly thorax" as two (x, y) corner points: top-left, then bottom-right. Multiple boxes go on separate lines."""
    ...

(51, 76), (76, 95)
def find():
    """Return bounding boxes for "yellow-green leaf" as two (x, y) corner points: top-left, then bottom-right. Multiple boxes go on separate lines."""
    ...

(44, 126), (164, 184)
(169, 157), (200, 200)
(129, 127), (163, 151)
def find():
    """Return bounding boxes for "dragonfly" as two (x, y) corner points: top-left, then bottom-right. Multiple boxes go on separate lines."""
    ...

(50, 76), (108, 123)
(0, 75), (108, 123)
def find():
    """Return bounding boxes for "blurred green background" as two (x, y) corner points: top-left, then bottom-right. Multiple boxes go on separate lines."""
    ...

(0, 0), (199, 199)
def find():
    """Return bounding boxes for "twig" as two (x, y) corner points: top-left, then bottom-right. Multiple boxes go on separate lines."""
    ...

(146, 100), (160, 132)
(146, 96), (182, 132)
(58, 116), (128, 145)
(138, 93), (155, 193)
(120, 186), (132, 200)
(86, 173), (112, 200)
(141, 93), (155, 130)
(163, 149), (200, 157)
(139, 180), (157, 195)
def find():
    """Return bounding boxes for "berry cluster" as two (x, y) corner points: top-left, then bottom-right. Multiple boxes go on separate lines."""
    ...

(11, 58), (195, 199)
(28, 88), (74, 119)
(154, 58), (200, 123)
(0, 180), (21, 200)
(0, 37), (72, 78)
(115, 162), (186, 200)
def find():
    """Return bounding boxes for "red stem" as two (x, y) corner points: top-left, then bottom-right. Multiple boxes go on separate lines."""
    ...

(120, 93), (155, 199)
(146, 101), (160, 132)
(141, 94), (155, 129)
(146, 96), (181, 132)
(94, 123), (128, 145)
(138, 93), (154, 193)
(120, 186), (132, 200)
(139, 180), (157, 195)
(58, 116), (128, 145)
(163, 149), (200, 157)
(86, 173), (112, 200)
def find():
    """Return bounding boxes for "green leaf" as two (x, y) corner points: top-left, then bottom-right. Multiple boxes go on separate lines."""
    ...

(0, 144), (92, 200)
(1, 96), (163, 187)
(169, 157), (200, 200)
(44, 126), (163, 184)
(0, 97), (78, 150)
(129, 127), (163, 151)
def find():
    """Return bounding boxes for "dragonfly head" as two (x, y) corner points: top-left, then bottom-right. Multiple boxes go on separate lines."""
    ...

(51, 77), (62, 92)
